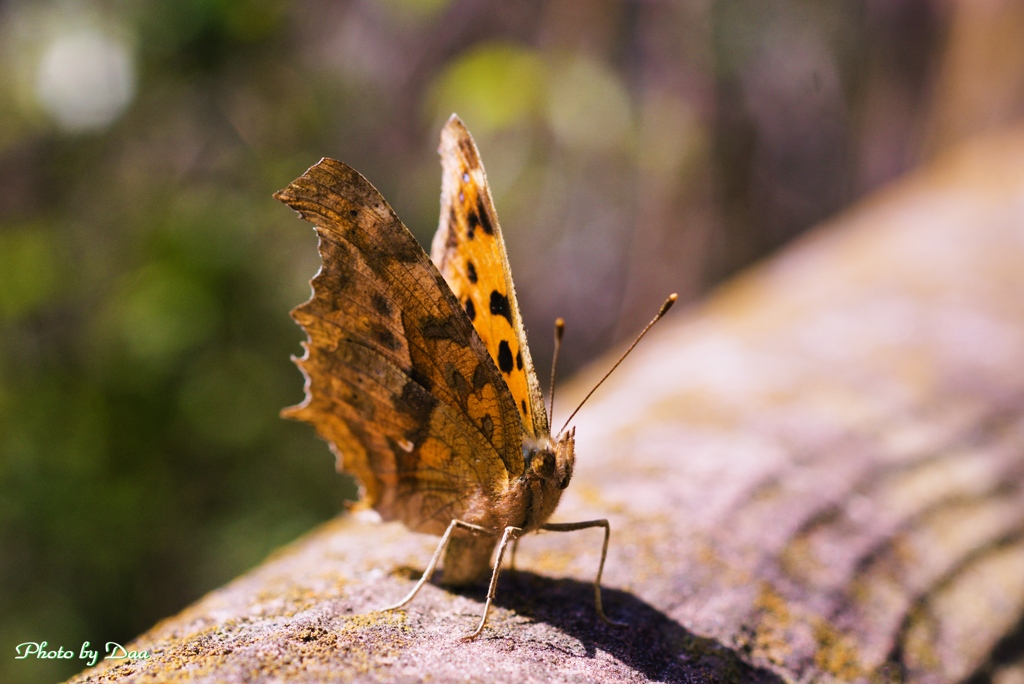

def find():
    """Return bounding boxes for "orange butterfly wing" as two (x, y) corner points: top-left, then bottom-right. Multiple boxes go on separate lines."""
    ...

(276, 159), (524, 535)
(430, 115), (550, 441)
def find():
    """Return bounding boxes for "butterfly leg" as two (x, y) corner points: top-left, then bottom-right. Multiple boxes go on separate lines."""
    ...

(508, 537), (520, 573)
(380, 519), (491, 613)
(462, 525), (523, 641)
(541, 519), (628, 628)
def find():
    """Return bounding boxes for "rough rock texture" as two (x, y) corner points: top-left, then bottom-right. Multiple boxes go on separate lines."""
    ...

(69, 128), (1024, 683)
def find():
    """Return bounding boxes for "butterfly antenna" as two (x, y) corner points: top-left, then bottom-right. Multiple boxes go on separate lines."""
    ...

(557, 293), (678, 436)
(548, 317), (566, 420)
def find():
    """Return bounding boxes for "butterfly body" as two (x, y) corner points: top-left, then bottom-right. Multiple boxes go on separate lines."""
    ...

(443, 430), (574, 583)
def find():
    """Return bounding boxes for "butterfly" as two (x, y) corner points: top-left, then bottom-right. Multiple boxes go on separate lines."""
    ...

(275, 114), (672, 639)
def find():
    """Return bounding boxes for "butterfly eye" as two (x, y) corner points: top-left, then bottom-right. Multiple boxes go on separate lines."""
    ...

(531, 451), (555, 479)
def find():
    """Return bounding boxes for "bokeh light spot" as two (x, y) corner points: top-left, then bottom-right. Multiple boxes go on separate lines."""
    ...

(35, 28), (135, 132)
(546, 56), (633, 153)
(430, 43), (546, 133)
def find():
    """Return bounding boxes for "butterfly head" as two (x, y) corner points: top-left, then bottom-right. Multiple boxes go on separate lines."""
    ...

(513, 428), (575, 532)
(524, 427), (575, 491)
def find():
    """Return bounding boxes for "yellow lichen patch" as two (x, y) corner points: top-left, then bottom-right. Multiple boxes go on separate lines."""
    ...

(308, 611), (412, 677)
(812, 619), (865, 681)
(82, 620), (250, 683)
(751, 582), (793, 666)
(338, 609), (410, 633)
(778, 533), (823, 586)
(249, 578), (345, 619)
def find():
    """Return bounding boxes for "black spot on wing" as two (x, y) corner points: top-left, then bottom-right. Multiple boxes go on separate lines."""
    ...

(521, 399), (527, 415)
(497, 340), (514, 374)
(372, 324), (399, 351)
(420, 315), (466, 345)
(472, 364), (489, 392)
(467, 261), (477, 283)
(370, 292), (393, 317)
(348, 221), (423, 269)
(444, 362), (471, 406)
(459, 139), (477, 165)
(476, 197), (494, 235)
(341, 382), (374, 419)
(479, 414), (494, 442)
(516, 350), (523, 370)
(465, 298), (476, 321)
(395, 377), (437, 445)
(490, 291), (512, 325)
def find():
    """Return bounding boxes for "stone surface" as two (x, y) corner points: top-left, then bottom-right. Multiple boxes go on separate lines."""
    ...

(70, 128), (1024, 683)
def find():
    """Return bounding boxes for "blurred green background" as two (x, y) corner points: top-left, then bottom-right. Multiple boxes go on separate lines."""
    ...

(2, 1), (1024, 681)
